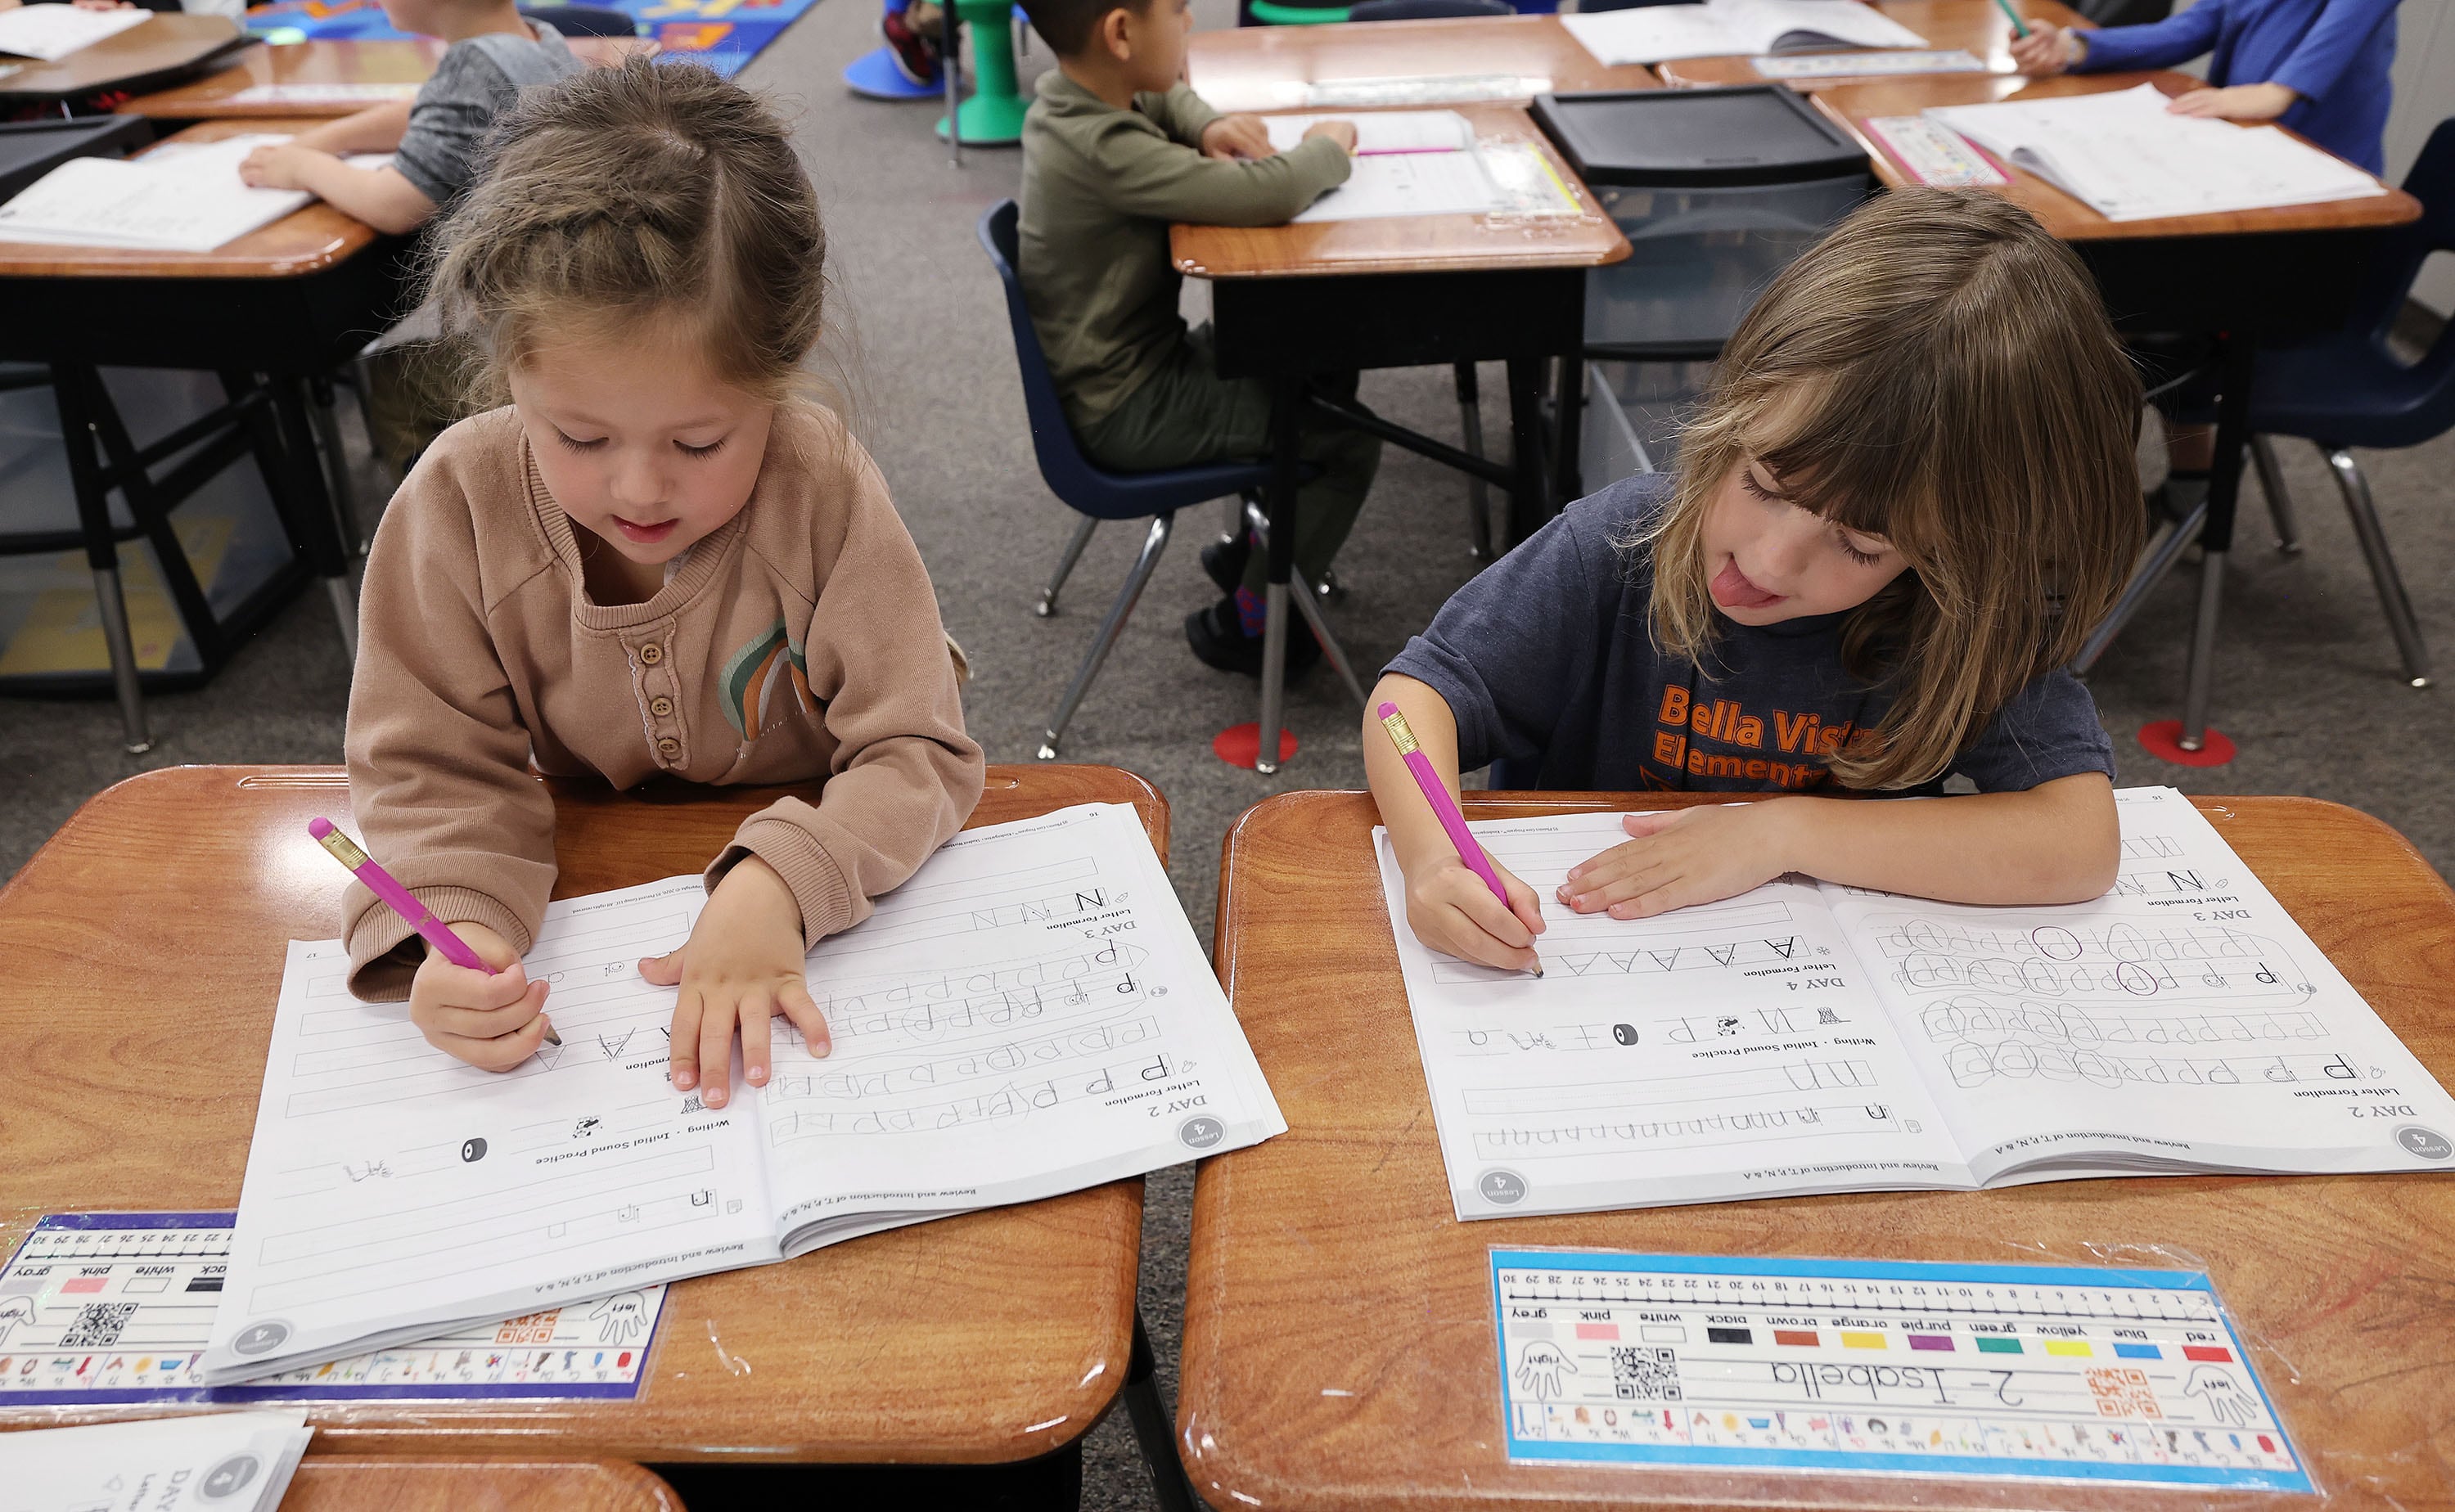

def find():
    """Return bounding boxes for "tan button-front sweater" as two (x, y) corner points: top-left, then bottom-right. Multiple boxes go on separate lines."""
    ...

(342, 401), (986, 998)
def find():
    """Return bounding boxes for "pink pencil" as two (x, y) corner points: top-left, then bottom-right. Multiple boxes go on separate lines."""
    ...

(1376, 701), (1543, 978)
(307, 817), (559, 1045)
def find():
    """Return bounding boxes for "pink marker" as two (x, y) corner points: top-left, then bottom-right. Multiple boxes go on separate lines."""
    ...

(307, 817), (558, 1045)
(1376, 701), (1543, 978)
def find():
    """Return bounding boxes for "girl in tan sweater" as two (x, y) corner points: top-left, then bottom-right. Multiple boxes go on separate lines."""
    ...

(343, 61), (985, 1107)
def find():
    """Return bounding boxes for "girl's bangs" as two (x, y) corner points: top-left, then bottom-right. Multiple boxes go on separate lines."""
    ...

(1728, 364), (1932, 547)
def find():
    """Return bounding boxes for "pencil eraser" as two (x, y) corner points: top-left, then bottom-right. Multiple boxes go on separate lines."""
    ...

(308, 817), (335, 839)
(1376, 701), (1399, 718)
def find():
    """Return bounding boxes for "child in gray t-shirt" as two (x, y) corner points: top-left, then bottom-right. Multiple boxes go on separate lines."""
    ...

(236, 0), (583, 235)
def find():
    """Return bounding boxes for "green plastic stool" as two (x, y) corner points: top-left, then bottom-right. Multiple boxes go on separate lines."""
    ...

(1247, 0), (1353, 20)
(937, 0), (1029, 146)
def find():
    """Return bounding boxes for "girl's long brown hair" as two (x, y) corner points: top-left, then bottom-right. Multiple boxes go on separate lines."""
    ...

(426, 58), (827, 403)
(1639, 189), (2143, 790)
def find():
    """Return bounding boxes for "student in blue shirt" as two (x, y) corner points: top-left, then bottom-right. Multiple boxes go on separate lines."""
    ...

(2011, 0), (2399, 173)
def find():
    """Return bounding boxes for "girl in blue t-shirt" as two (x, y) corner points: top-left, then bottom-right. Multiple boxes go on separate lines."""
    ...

(1367, 191), (2145, 974)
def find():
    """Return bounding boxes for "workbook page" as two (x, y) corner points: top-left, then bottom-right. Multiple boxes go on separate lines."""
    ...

(1827, 787), (2455, 1182)
(0, 2), (146, 61)
(1291, 148), (1515, 222)
(202, 879), (778, 1383)
(759, 804), (1286, 1248)
(1377, 812), (1968, 1218)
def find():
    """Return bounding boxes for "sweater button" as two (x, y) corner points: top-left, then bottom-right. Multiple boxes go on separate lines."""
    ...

(657, 736), (680, 756)
(639, 643), (664, 665)
(650, 695), (674, 717)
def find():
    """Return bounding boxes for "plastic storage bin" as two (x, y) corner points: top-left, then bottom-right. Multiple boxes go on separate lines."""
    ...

(1532, 86), (1872, 355)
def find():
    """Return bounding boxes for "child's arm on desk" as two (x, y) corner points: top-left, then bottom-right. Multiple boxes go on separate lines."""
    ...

(1364, 673), (1547, 974)
(239, 137), (436, 236)
(286, 99), (416, 155)
(1557, 773), (2120, 918)
(1110, 85), (1354, 226)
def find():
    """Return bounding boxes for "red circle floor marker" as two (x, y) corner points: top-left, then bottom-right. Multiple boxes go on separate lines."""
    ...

(2137, 719), (2237, 767)
(1213, 722), (1298, 769)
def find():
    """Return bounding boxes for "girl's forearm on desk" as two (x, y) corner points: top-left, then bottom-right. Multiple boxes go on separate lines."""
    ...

(1363, 673), (1469, 875)
(1774, 772), (2119, 904)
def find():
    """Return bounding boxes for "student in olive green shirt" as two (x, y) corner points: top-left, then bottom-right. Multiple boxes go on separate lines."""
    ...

(1016, 0), (1381, 676)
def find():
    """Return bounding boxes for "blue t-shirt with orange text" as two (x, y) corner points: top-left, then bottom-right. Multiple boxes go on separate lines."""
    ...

(1383, 473), (2115, 796)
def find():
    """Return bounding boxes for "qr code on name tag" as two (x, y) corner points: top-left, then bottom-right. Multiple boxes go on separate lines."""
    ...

(61, 1303), (139, 1348)
(1610, 1345), (1682, 1402)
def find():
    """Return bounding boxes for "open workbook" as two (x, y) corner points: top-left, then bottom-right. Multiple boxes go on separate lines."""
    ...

(0, 135), (390, 254)
(1562, 0), (1923, 67)
(200, 803), (1283, 1382)
(1926, 83), (2389, 221)
(1376, 787), (2455, 1219)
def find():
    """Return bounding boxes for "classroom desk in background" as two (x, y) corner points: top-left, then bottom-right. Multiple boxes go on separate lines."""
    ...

(0, 764), (1156, 1480)
(0, 11), (246, 105)
(1182, 789), (2455, 1512)
(1809, 70), (2420, 752)
(0, 118), (399, 752)
(286, 1459), (682, 1511)
(1171, 101), (1628, 773)
(1655, 0), (2088, 88)
(1184, 14), (1658, 114)
(115, 34), (660, 119)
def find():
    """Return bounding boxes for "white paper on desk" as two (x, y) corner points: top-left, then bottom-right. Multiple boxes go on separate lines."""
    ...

(0, 135), (393, 253)
(230, 81), (422, 104)
(1294, 146), (1514, 221)
(1376, 789), (2455, 1222)
(1264, 108), (1474, 156)
(0, 3), (147, 61)
(1562, 0), (1921, 66)
(202, 803), (1282, 1382)
(0, 1410), (312, 1512)
(1929, 83), (2388, 220)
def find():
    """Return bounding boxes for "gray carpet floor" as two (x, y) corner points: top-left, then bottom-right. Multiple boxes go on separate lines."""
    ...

(3, 7), (2453, 1505)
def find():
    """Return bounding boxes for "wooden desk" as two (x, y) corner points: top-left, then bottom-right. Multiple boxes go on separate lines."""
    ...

(1170, 101), (1628, 772)
(116, 38), (442, 120)
(1657, 0), (2085, 88)
(0, 118), (381, 280)
(115, 34), (660, 119)
(286, 1458), (681, 1511)
(1811, 70), (2421, 241)
(0, 11), (245, 101)
(0, 118), (397, 748)
(1185, 14), (1656, 114)
(0, 763), (1160, 1465)
(1184, 790), (2455, 1511)
(1172, 103), (1626, 278)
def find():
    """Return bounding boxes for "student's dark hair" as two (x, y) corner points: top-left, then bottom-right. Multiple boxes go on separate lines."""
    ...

(1636, 189), (2144, 791)
(1019, 0), (1151, 56)
(426, 59), (826, 403)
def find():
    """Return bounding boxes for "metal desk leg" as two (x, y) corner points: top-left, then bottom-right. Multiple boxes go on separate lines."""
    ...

(1124, 1310), (1198, 1512)
(1502, 356), (1551, 547)
(1552, 352), (1584, 506)
(1453, 362), (1491, 560)
(268, 376), (361, 665)
(2176, 335), (2256, 753)
(51, 365), (151, 754)
(308, 373), (363, 560)
(1255, 378), (1301, 776)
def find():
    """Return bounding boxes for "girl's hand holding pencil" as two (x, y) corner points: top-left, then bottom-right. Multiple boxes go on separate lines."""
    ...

(408, 921), (558, 1073)
(1403, 850), (1548, 976)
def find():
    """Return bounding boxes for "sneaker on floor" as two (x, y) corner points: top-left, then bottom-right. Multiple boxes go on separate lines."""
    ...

(880, 8), (942, 85)
(1199, 535), (1250, 596)
(1184, 596), (1322, 679)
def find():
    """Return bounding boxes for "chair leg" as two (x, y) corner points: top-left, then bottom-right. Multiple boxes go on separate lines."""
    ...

(1221, 493), (1245, 547)
(1038, 513), (1173, 759)
(1034, 515), (1098, 618)
(2248, 434), (2300, 555)
(2321, 445), (2432, 688)
(52, 363), (152, 754)
(1239, 497), (1365, 704)
(2176, 546), (2228, 751)
(1124, 1310), (1199, 1512)
(1454, 362), (1492, 561)
(2074, 497), (2207, 674)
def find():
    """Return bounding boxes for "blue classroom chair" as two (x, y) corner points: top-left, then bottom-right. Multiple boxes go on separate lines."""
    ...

(2245, 118), (2455, 690)
(980, 200), (1312, 758)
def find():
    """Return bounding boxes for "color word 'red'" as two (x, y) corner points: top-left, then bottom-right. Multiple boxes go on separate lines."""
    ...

(2183, 1345), (2234, 1362)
